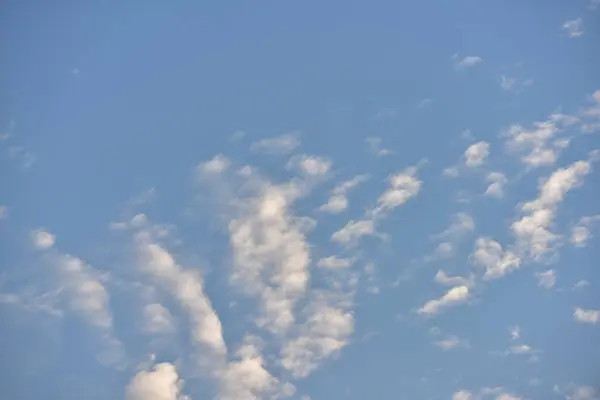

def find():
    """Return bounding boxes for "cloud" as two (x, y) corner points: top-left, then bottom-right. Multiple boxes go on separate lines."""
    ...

(465, 142), (490, 167)
(509, 325), (520, 341)
(499, 75), (532, 91)
(453, 54), (483, 68)
(250, 132), (301, 154)
(453, 391), (474, 400)
(133, 218), (227, 363)
(453, 388), (522, 400)
(125, 362), (183, 400)
(331, 219), (375, 246)
(574, 307), (599, 324)
(536, 269), (556, 289)
(317, 256), (354, 269)
(571, 215), (600, 247)
(197, 154), (231, 175)
(436, 212), (475, 240)
(471, 237), (521, 280)
(365, 136), (393, 156)
(142, 303), (175, 334)
(288, 155), (332, 176)
(566, 385), (598, 400)
(371, 167), (422, 217)
(30, 228), (56, 250)
(562, 18), (584, 37)
(220, 336), (294, 400)
(417, 285), (469, 316)
(573, 280), (590, 290)
(512, 160), (592, 260)
(434, 334), (469, 350)
(502, 118), (567, 168)
(484, 172), (508, 198)
(320, 174), (369, 214)
(434, 270), (473, 287)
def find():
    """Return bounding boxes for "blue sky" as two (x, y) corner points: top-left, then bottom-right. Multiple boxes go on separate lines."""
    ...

(1, 1), (600, 399)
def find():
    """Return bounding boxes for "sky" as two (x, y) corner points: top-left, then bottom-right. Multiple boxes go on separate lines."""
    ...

(1, 1), (600, 399)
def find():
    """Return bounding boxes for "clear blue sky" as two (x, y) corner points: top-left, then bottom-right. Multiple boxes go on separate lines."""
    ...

(1, 1), (600, 399)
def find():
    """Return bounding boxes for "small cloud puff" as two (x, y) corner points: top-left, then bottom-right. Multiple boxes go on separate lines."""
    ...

(30, 228), (56, 250)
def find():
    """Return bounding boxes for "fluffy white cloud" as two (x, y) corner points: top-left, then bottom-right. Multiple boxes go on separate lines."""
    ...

(509, 325), (520, 341)
(31, 228), (56, 250)
(503, 119), (563, 167)
(536, 269), (556, 289)
(287, 155), (332, 176)
(125, 362), (183, 400)
(512, 160), (592, 260)
(471, 237), (520, 280)
(220, 336), (294, 400)
(371, 167), (422, 217)
(484, 172), (508, 198)
(574, 307), (599, 324)
(464, 141), (490, 167)
(331, 219), (376, 246)
(434, 334), (468, 350)
(250, 132), (300, 154)
(418, 285), (469, 316)
(134, 220), (227, 361)
(453, 390), (473, 400)
(142, 303), (174, 334)
(562, 18), (584, 37)
(320, 174), (369, 214)
(453, 54), (483, 68)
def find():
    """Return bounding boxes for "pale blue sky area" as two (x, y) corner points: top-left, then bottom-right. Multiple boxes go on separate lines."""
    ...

(1, 1), (600, 400)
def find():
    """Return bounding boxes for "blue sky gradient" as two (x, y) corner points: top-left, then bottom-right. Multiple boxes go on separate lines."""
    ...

(1, 1), (600, 399)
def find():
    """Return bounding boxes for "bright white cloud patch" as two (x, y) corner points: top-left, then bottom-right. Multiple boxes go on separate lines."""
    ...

(574, 307), (599, 324)
(418, 285), (469, 316)
(562, 18), (584, 37)
(471, 237), (521, 280)
(571, 215), (600, 247)
(320, 174), (369, 214)
(125, 362), (183, 400)
(142, 303), (174, 334)
(512, 160), (592, 260)
(434, 270), (473, 288)
(464, 141), (490, 167)
(198, 154), (230, 175)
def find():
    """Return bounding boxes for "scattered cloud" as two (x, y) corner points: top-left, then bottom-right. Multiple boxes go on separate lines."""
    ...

(465, 142), (490, 167)
(417, 285), (469, 316)
(332, 219), (376, 246)
(125, 362), (183, 400)
(320, 174), (369, 214)
(471, 237), (521, 280)
(573, 280), (590, 290)
(317, 256), (354, 269)
(571, 215), (600, 247)
(365, 136), (393, 157)
(509, 325), (520, 341)
(30, 228), (56, 250)
(250, 132), (301, 154)
(434, 334), (469, 350)
(197, 154), (231, 175)
(434, 270), (473, 288)
(574, 307), (599, 324)
(453, 54), (483, 68)
(142, 303), (174, 334)
(499, 75), (533, 91)
(512, 159), (593, 261)
(484, 172), (508, 198)
(536, 269), (556, 289)
(562, 18), (584, 37)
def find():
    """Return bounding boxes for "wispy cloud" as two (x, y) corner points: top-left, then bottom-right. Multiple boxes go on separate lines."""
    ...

(562, 18), (584, 37)
(453, 54), (483, 68)
(250, 132), (301, 154)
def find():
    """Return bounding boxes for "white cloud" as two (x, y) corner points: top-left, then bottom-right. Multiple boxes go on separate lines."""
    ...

(31, 228), (56, 250)
(453, 390), (473, 400)
(471, 237), (521, 280)
(436, 213), (475, 240)
(320, 174), (369, 214)
(125, 362), (183, 400)
(502, 119), (565, 167)
(280, 290), (354, 378)
(434, 270), (473, 288)
(220, 336), (294, 400)
(574, 307), (599, 324)
(512, 160), (592, 260)
(134, 221), (227, 361)
(197, 154), (230, 175)
(250, 132), (300, 154)
(371, 167), (422, 217)
(434, 334), (468, 350)
(453, 54), (483, 68)
(454, 388), (522, 400)
(562, 18), (584, 37)
(573, 280), (590, 290)
(566, 385), (598, 400)
(418, 285), (469, 316)
(317, 256), (354, 269)
(485, 172), (508, 198)
(289, 155), (332, 176)
(465, 142), (490, 167)
(331, 219), (376, 246)
(142, 303), (174, 334)
(571, 215), (600, 247)
(535, 269), (556, 289)
(500, 75), (532, 91)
